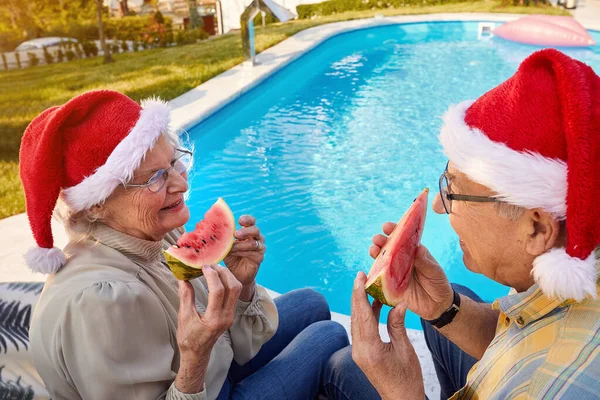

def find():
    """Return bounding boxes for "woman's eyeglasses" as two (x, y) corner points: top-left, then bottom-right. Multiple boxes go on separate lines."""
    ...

(439, 161), (502, 214)
(124, 148), (193, 193)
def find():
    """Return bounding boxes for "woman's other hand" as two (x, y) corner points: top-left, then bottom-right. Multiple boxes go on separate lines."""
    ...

(175, 265), (242, 393)
(224, 215), (265, 300)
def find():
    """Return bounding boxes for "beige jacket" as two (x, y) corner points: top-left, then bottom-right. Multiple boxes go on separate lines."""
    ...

(30, 224), (279, 400)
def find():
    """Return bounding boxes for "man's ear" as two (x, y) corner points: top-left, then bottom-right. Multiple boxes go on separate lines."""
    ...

(525, 209), (562, 257)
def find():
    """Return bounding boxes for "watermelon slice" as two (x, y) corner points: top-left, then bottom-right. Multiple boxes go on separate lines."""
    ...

(164, 198), (236, 280)
(365, 188), (429, 306)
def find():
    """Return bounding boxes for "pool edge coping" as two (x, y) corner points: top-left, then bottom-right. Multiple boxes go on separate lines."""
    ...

(167, 12), (600, 132)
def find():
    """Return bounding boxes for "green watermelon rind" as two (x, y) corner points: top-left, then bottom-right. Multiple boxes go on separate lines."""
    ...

(365, 276), (393, 306)
(164, 198), (235, 280)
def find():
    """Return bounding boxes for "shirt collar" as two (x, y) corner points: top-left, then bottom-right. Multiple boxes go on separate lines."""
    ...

(91, 223), (163, 265)
(492, 284), (576, 328)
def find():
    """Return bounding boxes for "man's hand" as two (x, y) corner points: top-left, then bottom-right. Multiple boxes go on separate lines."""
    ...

(371, 222), (454, 320)
(351, 271), (426, 400)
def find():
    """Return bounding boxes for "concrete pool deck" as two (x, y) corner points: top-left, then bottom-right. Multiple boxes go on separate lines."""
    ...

(2, 12), (599, 399)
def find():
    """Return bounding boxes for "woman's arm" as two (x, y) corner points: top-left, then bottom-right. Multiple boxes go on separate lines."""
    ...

(54, 281), (207, 399)
(228, 284), (279, 365)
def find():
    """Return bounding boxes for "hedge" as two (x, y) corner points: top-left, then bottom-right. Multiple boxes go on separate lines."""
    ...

(297, 0), (549, 18)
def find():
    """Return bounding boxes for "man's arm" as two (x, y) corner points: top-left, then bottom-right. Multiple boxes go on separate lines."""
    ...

(434, 293), (499, 359)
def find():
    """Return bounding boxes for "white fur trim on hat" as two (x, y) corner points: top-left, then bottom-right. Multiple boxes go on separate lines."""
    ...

(63, 99), (171, 212)
(25, 246), (66, 274)
(439, 100), (568, 218)
(532, 248), (597, 301)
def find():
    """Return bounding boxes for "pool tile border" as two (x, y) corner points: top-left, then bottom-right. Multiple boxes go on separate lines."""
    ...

(168, 12), (600, 132)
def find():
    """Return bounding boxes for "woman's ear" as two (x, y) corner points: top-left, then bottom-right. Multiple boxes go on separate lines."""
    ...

(525, 209), (562, 257)
(88, 203), (106, 220)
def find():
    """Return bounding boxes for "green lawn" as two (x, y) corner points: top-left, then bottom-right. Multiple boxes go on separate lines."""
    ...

(0, 1), (569, 219)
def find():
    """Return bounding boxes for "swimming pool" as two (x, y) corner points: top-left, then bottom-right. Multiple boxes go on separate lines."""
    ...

(186, 21), (600, 329)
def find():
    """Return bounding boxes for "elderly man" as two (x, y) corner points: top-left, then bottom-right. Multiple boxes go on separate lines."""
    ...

(323, 49), (600, 399)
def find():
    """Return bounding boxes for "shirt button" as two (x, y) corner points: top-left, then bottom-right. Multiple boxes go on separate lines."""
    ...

(517, 316), (525, 325)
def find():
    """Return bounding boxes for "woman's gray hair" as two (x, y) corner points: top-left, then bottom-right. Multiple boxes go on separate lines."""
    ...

(54, 128), (190, 242)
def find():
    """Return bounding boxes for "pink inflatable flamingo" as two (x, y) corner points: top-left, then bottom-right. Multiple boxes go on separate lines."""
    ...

(493, 15), (596, 47)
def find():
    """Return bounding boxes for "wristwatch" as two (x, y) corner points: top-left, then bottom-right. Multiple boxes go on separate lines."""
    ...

(425, 289), (461, 329)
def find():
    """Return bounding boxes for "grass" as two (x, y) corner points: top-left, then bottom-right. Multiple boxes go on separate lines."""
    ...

(0, 1), (569, 219)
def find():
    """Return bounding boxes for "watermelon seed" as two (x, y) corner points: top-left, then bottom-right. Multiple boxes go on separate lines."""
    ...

(173, 245), (179, 248)
(186, 246), (191, 249)
(202, 239), (207, 244)
(382, 250), (386, 255)
(195, 249), (200, 253)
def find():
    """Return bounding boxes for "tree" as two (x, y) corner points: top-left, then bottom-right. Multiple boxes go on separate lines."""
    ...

(186, 0), (202, 29)
(95, 0), (113, 63)
(119, 0), (130, 17)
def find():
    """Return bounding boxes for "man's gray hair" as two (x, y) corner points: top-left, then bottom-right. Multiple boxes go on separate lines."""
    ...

(494, 202), (525, 221)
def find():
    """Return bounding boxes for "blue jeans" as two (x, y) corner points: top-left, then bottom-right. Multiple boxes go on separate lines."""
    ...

(321, 284), (484, 400)
(420, 284), (482, 400)
(217, 288), (350, 399)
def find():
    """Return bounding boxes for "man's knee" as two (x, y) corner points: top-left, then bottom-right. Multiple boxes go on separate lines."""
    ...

(325, 345), (353, 379)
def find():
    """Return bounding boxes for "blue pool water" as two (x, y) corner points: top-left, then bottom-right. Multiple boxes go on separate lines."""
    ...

(186, 21), (600, 329)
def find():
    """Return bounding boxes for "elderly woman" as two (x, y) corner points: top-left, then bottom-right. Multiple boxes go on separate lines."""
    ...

(20, 90), (349, 399)
(323, 49), (600, 399)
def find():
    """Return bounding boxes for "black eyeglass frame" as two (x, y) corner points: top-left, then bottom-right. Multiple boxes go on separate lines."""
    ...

(438, 161), (502, 214)
(123, 148), (193, 193)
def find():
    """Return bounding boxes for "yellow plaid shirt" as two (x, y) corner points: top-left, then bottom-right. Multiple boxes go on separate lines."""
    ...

(451, 270), (600, 399)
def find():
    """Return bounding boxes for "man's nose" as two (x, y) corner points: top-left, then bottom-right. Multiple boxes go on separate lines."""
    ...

(432, 192), (446, 215)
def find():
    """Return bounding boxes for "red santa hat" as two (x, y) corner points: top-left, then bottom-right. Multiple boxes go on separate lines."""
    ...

(439, 49), (599, 302)
(19, 90), (171, 274)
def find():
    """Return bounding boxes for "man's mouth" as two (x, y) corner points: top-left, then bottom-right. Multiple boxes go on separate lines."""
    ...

(162, 199), (182, 211)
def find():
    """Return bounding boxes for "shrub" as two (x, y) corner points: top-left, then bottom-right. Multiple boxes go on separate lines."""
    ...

(27, 52), (40, 67)
(297, 0), (474, 18)
(43, 47), (54, 64)
(175, 28), (210, 45)
(0, 32), (22, 53)
(74, 43), (84, 58)
(110, 41), (120, 54)
(132, 41), (140, 51)
(253, 11), (278, 26)
(81, 41), (98, 57)
(57, 49), (65, 62)
(104, 15), (173, 41)
(65, 50), (76, 61)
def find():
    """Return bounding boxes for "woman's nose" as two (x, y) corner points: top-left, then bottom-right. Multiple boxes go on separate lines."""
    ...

(432, 192), (446, 215)
(167, 170), (188, 194)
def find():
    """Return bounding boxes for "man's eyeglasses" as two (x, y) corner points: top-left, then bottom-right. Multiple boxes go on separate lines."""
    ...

(124, 148), (193, 193)
(439, 161), (502, 214)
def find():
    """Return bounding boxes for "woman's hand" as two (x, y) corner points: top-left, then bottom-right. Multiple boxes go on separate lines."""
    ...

(223, 215), (266, 300)
(174, 265), (242, 394)
(370, 222), (454, 321)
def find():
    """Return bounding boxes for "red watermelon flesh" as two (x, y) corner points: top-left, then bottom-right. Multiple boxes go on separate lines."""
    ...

(365, 188), (428, 306)
(164, 198), (235, 280)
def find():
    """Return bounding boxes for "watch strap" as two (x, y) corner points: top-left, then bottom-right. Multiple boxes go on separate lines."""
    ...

(426, 289), (461, 329)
